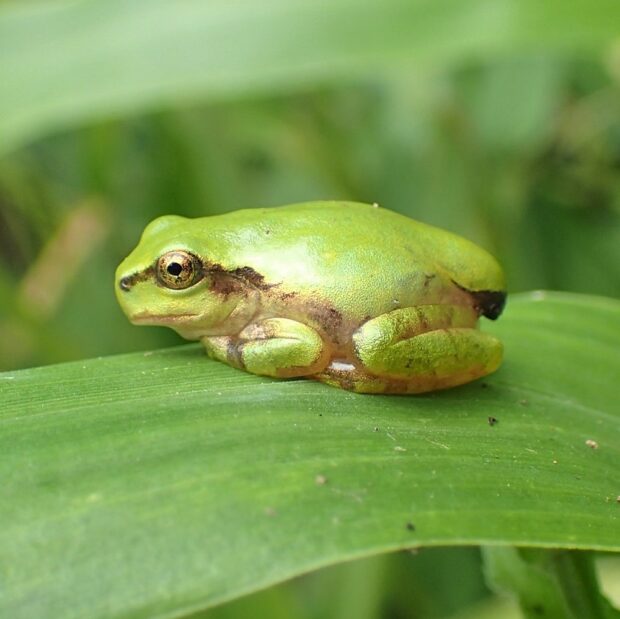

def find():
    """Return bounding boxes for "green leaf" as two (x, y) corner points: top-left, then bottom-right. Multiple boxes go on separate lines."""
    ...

(1, 292), (618, 618)
(2, 0), (620, 155)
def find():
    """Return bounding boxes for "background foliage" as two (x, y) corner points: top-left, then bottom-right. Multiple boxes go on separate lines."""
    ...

(1, 1), (619, 617)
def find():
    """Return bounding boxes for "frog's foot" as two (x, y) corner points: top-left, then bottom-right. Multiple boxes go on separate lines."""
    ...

(315, 305), (503, 394)
(202, 318), (330, 378)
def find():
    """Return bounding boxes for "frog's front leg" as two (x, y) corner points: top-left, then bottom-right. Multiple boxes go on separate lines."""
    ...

(319, 305), (502, 394)
(202, 318), (330, 378)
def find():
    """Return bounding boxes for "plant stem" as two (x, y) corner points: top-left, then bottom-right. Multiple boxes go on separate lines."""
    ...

(551, 550), (618, 619)
(482, 547), (618, 619)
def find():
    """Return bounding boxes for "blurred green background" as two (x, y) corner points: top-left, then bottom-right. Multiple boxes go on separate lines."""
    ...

(1, 1), (619, 617)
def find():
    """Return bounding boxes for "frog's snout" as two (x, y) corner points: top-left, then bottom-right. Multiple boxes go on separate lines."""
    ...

(472, 290), (506, 320)
(119, 276), (132, 292)
(115, 265), (155, 294)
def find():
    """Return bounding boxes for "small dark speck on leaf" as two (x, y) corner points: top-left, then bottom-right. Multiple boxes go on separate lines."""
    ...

(480, 382), (489, 389)
(488, 416), (498, 426)
(373, 427), (380, 432)
(531, 604), (545, 615)
(406, 522), (415, 532)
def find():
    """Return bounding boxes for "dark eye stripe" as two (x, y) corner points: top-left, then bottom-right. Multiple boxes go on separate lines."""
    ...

(118, 266), (155, 292)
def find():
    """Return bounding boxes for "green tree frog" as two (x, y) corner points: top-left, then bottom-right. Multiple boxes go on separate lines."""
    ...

(116, 201), (506, 393)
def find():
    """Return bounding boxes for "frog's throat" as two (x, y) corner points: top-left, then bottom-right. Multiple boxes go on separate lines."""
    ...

(172, 298), (259, 340)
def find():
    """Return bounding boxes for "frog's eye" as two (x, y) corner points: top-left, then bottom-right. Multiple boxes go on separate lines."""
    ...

(156, 250), (204, 290)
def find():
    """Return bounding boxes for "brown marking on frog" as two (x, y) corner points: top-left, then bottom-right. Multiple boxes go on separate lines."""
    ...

(199, 261), (349, 349)
(205, 262), (278, 297)
(315, 363), (357, 391)
(229, 266), (272, 289)
(207, 264), (243, 297)
(262, 285), (346, 344)
(118, 266), (155, 291)
(452, 280), (506, 320)
(279, 291), (298, 301)
(413, 307), (430, 334)
(423, 273), (436, 289)
(306, 305), (344, 343)
(226, 337), (244, 369)
(470, 289), (506, 320)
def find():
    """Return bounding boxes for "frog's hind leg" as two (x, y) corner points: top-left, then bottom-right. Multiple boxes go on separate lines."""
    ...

(314, 305), (503, 394)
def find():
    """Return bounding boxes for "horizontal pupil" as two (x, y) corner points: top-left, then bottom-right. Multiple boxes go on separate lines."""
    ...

(167, 262), (183, 276)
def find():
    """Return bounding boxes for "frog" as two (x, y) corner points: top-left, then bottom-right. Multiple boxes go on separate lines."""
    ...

(115, 201), (506, 394)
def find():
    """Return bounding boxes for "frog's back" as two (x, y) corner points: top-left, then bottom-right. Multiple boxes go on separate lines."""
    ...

(193, 201), (503, 324)
(199, 201), (432, 290)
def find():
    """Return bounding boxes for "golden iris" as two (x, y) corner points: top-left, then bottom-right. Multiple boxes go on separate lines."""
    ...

(156, 250), (203, 290)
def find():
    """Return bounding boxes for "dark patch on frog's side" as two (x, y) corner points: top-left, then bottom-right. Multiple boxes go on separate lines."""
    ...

(279, 291), (298, 301)
(207, 263), (347, 341)
(316, 306), (343, 329)
(423, 273), (436, 288)
(226, 337), (245, 369)
(210, 271), (346, 344)
(306, 305), (344, 344)
(475, 290), (507, 319)
(279, 290), (348, 347)
(453, 281), (506, 320)
(119, 266), (155, 291)
(231, 266), (271, 289)
(470, 289), (507, 320)
(203, 262), (278, 297)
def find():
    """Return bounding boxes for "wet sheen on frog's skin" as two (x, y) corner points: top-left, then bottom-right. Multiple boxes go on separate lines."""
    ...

(116, 201), (506, 394)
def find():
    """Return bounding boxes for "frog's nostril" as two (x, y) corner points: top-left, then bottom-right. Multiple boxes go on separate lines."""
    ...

(119, 276), (132, 292)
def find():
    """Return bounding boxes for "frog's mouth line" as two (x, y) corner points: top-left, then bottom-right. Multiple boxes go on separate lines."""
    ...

(131, 312), (198, 324)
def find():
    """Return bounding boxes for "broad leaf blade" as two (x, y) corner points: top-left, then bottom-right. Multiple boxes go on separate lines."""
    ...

(1, 292), (618, 619)
(2, 0), (620, 154)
